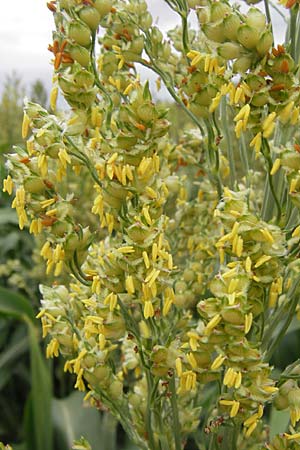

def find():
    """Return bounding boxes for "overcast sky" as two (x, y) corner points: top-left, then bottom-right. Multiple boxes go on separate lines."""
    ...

(0, 0), (287, 96)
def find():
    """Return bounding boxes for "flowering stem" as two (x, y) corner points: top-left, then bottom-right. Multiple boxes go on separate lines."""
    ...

(95, 386), (148, 450)
(261, 139), (281, 224)
(139, 52), (205, 136)
(264, 0), (272, 26)
(63, 134), (102, 188)
(169, 374), (182, 450)
(239, 135), (250, 190)
(90, 32), (114, 124)
(74, 250), (91, 285)
(290, 7), (298, 60)
(68, 258), (91, 286)
(146, 370), (158, 450)
(205, 119), (223, 199)
(221, 98), (236, 189)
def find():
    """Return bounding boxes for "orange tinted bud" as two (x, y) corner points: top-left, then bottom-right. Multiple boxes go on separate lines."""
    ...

(41, 216), (57, 227)
(54, 52), (63, 70)
(47, 2), (57, 12)
(270, 84), (285, 92)
(19, 157), (31, 164)
(61, 54), (74, 64)
(272, 45), (285, 56)
(53, 40), (59, 55)
(286, 0), (297, 8)
(135, 123), (146, 131)
(280, 60), (290, 73)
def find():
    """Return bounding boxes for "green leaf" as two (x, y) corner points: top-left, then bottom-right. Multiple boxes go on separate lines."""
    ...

(0, 286), (52, 450)
(52, 392), (115, 450)
(0, 286), (35, 322)
(0, 336), (28, 390)
(269, 408), (290, 439)
(0, 208), (19, 225)
(24, 322), (53, 450)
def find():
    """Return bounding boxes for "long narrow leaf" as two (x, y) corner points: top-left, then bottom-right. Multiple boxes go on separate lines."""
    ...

(52, 392), (105, 450)
(25, 322), (53, 450)
(0, 286), (52, 450)
(0, 286), (35, 321)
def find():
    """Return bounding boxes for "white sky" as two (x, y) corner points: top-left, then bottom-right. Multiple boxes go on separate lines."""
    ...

(0, 0), (287, 96)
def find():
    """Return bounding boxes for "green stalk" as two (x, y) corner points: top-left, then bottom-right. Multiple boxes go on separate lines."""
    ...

(205, 118), (223, 198)
(95, 386), (148, 450)
(68, 258), (91, 286)
(221, 98), (236, 189)
(264, 0), (272, 25)
(290, 6), (298, 60)
(139, 54), (205, 136)
(74, 250), (91, 285)
(261, 139), (282, 223)
(90, 32), (114, 124)
(169, 375), (182, 450)
(63, 134), (102, 188)
(146, 370), (158, 450)
(239, 134), (250, 199)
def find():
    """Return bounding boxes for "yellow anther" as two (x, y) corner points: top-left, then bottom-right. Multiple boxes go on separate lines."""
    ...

(186, 352), (197, 369)
(205, 314), (222, 335)
(50, 86), (58, 111)
(234, 86), (243, 104)
(261, 229), (274, 243)
(142, 206), (152, 225)
(230, 401), (240, 418)
(270, 158), (281, 176)
(245, 313), (253, 334)
(284, 433), (300, 441)
(175, 357), (183, 377)
(223, 267), (237, 279)
(254, 255), (271, 268)
(250, 132), (262, 155)
(144, 300), (154, 319)
(262, 112), (276, 131)
(191, 53), (202, 66)
(2, 175), (13, 195)
(224, 368), (235, 386)
(22, 113), (30, 139)
(292, 225), (300, 238)
(234, 371), (242, 389)
(279, 101), (294, 124)
(244, 421), (258, 438)
(142, 251), (150, 269)
(125, 275), (135, 294)
(162, 297), (173, 316)
(211, 354), (226, 370)
(234, 104), (250, 122)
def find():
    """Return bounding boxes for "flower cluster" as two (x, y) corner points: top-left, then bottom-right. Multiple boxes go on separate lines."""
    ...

(4, 0), (300, 448)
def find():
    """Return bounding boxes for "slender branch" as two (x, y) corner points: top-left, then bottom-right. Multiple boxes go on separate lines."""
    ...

(169, 374), (182, 450)
(68, 258), (91, 286)
(63, 134), (102, 188)
(221, 98), (236, 189)
(290, 6), (298, 60)
(264, 0), (272, 26)
(139, 56), (205, 137)
(146, 370), (158, 450)
(261, 139), (282, 224)
(74, 250), (91, 285)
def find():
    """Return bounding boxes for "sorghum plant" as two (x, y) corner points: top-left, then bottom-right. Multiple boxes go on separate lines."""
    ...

(4, 0), (300, 448)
